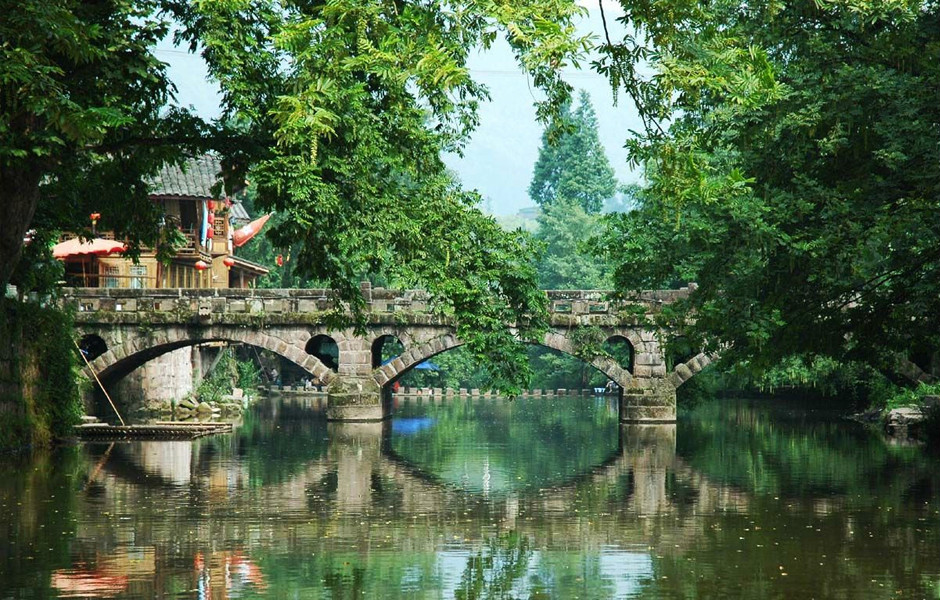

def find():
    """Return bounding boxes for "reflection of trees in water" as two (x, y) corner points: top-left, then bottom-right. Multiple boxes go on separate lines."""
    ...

(649, 400), (940, 599)
(389, 396), (622, 494)
(454, 533), (534, 600)
(678, 400), (940, 504)
(0, 446), (83, 594)
(7, 399), (940, 598)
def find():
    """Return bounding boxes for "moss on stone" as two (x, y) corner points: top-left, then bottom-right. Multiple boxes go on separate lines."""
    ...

(0, 300), (83, 451)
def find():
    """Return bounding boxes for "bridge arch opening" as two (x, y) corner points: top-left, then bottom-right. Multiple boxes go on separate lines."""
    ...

(79, 334), (108, 362)
(665, 336), (696, 371)
(602, 336), (634, 373)
(85, 334), (341, 421)
(372, 335), (404, 369)
(526, 344), (622, 391)
(385, 339), (630, 394)
(306, 335), (339, 372)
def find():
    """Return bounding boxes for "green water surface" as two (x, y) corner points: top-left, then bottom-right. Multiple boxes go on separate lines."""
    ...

(1, 396), (938, 599)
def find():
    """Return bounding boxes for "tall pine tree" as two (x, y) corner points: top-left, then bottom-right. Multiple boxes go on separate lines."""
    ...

(528, 90), (617, 214)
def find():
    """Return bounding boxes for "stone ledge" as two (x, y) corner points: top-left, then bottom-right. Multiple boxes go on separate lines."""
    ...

(326, 404), (386, 422)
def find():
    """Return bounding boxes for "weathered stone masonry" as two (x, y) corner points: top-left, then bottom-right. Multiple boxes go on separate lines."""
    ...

(63, 284), (715, 423)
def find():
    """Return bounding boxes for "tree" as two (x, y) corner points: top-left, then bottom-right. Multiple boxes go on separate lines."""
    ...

(593, 0), (940, 377)
(535, 197), (609, 290)
(3, 0), (590, 393)
(0, 0), (213, 288)
(175, 0), (595, 392)
(528, 90), (617, 214)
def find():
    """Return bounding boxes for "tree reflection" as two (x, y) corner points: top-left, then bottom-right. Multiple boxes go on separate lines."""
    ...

(3, 398), (940, 598)
(454, 533), (534, 600)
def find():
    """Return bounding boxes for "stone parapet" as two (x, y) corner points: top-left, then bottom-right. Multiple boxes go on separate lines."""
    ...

(63, 285), (691, 324)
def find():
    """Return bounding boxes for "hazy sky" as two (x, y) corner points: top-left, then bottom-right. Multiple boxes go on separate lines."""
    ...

(157, 4), (642, 216)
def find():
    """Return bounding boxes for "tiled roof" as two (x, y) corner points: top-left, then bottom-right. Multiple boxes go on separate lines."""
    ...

(150, 154), (255, 222)
(150, 155), (223, 199)
(232, 255), (270, 275)
(230, 200), (250, 222)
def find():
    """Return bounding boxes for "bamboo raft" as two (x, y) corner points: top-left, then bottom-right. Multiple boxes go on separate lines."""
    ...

(75, 420), (234, 440)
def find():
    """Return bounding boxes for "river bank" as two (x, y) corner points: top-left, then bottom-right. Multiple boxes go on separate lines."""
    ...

(0, 299), (82, 450)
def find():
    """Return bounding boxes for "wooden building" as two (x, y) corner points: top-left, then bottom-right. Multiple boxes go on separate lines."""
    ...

(62, 155), (269, 289)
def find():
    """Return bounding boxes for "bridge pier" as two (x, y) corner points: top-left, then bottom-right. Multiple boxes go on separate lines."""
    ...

(325, 376), (386, 421)
(327, 421), (386, 510)
(619, 382), (676, 423)
(620, 423), (676, 514)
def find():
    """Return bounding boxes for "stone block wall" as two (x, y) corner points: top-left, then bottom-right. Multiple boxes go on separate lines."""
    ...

(0, 299), (82, 448)
(111, 347), (195, 415)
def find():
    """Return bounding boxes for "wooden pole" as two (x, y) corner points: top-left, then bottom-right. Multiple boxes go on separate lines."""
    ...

(83, 442), (115, 491)
(74, 340), (125, 426)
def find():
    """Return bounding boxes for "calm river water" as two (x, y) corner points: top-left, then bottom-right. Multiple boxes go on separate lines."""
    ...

(1, 396), (939, 599)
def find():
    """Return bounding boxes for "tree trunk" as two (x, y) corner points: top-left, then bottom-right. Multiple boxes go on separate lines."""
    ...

(0, 165), (42, 289)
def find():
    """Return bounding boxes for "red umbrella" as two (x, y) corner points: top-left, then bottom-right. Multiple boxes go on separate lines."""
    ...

(233, 214), (272, 248)
(52, 238), (126, 259)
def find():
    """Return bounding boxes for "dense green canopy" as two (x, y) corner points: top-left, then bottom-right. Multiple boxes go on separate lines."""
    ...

(528, 90), (617, 214)
(6, 0), (939, 388)
(594, 0), (940, 375)
(2, 0), (587, 392)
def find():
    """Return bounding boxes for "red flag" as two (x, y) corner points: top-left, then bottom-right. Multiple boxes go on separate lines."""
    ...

(233, 214), (272, 247)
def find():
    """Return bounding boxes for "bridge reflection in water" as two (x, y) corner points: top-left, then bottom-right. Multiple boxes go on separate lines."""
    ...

(63, 396), (704, 598)
(96, 415), (683, 522)
(9, 397), (939, 598)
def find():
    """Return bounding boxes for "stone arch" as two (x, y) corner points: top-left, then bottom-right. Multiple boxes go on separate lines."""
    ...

(371, 334), (405, 369)
(78, 333), (108, 362)
(372, 328), (641, 390)
(539, 330), (638, 390)
(84, 326), (336, 387)
(306, 334), (339, 372)
(372, 332), (461, 386)
(667, 352), (717, 388)
(369, 327), (419, 348)
(601, 334), (635, 372)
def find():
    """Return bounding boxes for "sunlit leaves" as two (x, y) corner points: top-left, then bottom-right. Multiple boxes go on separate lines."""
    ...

(174, 0), (592, 392)
(598, 0), (940, 376)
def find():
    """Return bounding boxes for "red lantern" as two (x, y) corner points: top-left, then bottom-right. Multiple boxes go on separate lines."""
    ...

(194, 260), (210, 271)
(276, 254), (284, 267)
(207, 200), (216, 211)
(223, 256), (235, 268)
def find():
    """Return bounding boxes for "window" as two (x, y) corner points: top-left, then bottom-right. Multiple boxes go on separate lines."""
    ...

(103, 266), (120, 288)
(130, 265), (148, 289)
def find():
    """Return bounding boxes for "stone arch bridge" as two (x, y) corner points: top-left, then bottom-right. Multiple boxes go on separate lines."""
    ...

(63, 284), (714, 422)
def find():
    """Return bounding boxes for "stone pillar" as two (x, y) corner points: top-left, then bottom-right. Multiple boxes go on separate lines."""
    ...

(327, 332), (386, 421)
(191, 345), (203, 388)
(619, 381), (676, 423)
(326, 375), (385, 421)
(111, 347), (195, 416)
(328, 421), (385, 511)
(620, 423), (676, 514)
